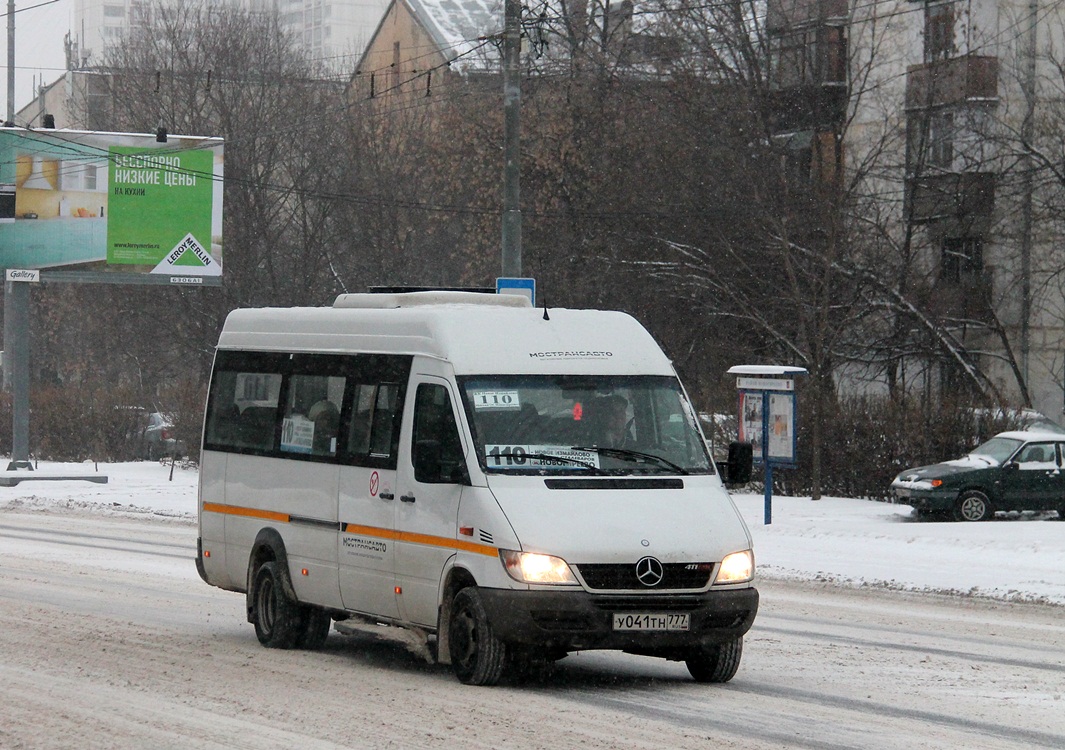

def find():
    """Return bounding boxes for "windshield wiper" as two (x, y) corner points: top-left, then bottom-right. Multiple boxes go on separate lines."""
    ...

(570, 446), (688, 475)
(489, 452), (607, 474)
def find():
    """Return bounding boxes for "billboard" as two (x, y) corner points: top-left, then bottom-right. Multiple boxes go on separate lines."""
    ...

(0, 127), (223, 284)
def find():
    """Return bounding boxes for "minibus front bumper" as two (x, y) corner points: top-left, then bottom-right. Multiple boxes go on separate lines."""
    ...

(477, 586), (758, 653)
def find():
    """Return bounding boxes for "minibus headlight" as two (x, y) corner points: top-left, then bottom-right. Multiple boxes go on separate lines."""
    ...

(714, 550), (754, 584)
(500, 550), (578, 585)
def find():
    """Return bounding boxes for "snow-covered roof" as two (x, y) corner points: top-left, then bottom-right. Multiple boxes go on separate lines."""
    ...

(994, 430), (1065, 442)
(405, 0), (663, 72)
(727, 365), (809, 376)
(409, 0), (503, 66)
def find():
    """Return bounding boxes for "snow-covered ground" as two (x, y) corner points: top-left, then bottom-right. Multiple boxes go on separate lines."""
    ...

(2, 460), (1062, 606)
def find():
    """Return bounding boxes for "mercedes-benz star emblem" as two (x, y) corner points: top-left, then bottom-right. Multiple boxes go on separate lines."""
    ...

(635, 556), (664, 587)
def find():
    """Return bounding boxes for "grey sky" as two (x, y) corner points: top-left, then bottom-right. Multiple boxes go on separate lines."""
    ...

(2, 0), (70, 119)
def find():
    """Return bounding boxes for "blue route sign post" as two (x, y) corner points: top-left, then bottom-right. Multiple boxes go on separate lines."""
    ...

(728, 365), (808, 525)
(496, 277), (535, 305)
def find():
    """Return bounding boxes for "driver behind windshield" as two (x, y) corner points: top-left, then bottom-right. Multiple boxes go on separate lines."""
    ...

(586, 394), (633, 447)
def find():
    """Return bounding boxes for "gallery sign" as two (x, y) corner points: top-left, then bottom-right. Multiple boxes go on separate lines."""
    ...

(0, 127), (224, 282)
(5, 269), (40, 282)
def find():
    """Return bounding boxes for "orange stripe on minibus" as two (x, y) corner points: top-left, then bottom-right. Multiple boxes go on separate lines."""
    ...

(343, 523), (497, 557)
(200, 506), (496, 557)
(343, 523), (402, 541)
(202, 502), (289, 523)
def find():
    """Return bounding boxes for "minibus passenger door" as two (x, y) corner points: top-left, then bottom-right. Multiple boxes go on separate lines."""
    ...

(338, 382), (404, 620)
(395, 378), (469, 627)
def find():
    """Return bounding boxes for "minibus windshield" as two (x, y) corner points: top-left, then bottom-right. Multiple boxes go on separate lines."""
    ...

(459, 375), (712, 475)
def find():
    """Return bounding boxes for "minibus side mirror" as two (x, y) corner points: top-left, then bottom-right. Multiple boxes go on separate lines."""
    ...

(414, 438), (471, 485)
(716, 441), (753, 486)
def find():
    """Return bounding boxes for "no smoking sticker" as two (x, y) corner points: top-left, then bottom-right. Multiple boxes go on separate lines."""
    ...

(369, 471), (380, 497)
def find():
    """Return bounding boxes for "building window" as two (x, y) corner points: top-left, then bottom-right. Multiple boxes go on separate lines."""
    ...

(927, 111), (954, 168)
(925, 3), (954, 62)
(940, 237), (983, 284)
(818, 26), (847, 85)
(775, 130), (813, 187)
(773, 25), (847, 88)
(130, 3), (150, 25)
(103, 4), (126, 18)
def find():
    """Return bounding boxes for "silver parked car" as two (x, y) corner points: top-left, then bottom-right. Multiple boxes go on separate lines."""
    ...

(142, 411), (186, 459)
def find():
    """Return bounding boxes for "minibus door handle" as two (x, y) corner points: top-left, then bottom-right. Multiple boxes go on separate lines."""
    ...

(400, 494), (416, 503)
(379, 491), (394, 500)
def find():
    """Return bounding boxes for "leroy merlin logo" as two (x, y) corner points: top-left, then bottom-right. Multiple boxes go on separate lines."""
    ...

(151, 233), (221, 275)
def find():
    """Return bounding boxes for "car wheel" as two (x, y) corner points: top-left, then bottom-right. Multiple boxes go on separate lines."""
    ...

(686, 637), (743, 683)
(252, 562), (302, 648)
(295, 607), (332, 650)
(954, 490), (994, 522)
(448, 587), (507, 686)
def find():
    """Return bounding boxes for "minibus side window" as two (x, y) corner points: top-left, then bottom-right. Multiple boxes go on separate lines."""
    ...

(347, 383), (402, 464)
(349, 383), (400, 453)
(233, 377), (283, 451)
(281, 374), (344, 457)
(204, 355), (284, 452)
(369, 384), (400, 456)
(412, 384), (466, 484)
(348, 385), (376, 455)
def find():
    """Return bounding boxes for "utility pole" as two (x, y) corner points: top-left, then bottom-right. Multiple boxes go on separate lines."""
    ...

(501, 0), (522, 276)
(4, 0), (14, 379)
(1018, 0), (1038, 390)
(6, 0), (13, 122)
(4, 0), (14, 389)
(4, 0), (31, 469)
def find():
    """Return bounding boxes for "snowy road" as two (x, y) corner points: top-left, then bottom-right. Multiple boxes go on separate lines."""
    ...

(1, 509), (1063, 749)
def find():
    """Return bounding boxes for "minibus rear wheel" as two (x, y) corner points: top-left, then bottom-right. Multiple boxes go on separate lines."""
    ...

(253, 562), (303, 649)
(685, 637), (743, 683)
(449, 587), (507, 686)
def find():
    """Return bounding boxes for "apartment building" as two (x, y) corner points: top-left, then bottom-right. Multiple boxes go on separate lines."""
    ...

(70, 0), (389, 69)
(768, 0), (1065, 419)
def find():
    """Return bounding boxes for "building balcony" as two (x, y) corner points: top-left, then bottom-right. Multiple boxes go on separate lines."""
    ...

(769, 83), (849, 132)
(906, 56), (998, 110)
(907, 172), (995, 224)
(767, 0), (848, 34)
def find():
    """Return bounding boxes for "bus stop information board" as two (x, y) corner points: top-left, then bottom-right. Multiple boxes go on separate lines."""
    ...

(737, 377), (798, 467)
(729, 365), (807, 524)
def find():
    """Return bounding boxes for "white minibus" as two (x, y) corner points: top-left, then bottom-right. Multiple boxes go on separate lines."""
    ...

(196, 291), (757, 685)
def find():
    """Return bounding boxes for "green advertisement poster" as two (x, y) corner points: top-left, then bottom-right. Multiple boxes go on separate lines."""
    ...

(107, 146), (216, 272)
(0, 127), (223, 282)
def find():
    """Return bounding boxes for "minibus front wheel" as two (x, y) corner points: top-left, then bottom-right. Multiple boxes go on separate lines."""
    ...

(449, 587), (507, 686)
(685, 637), (743, 683)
